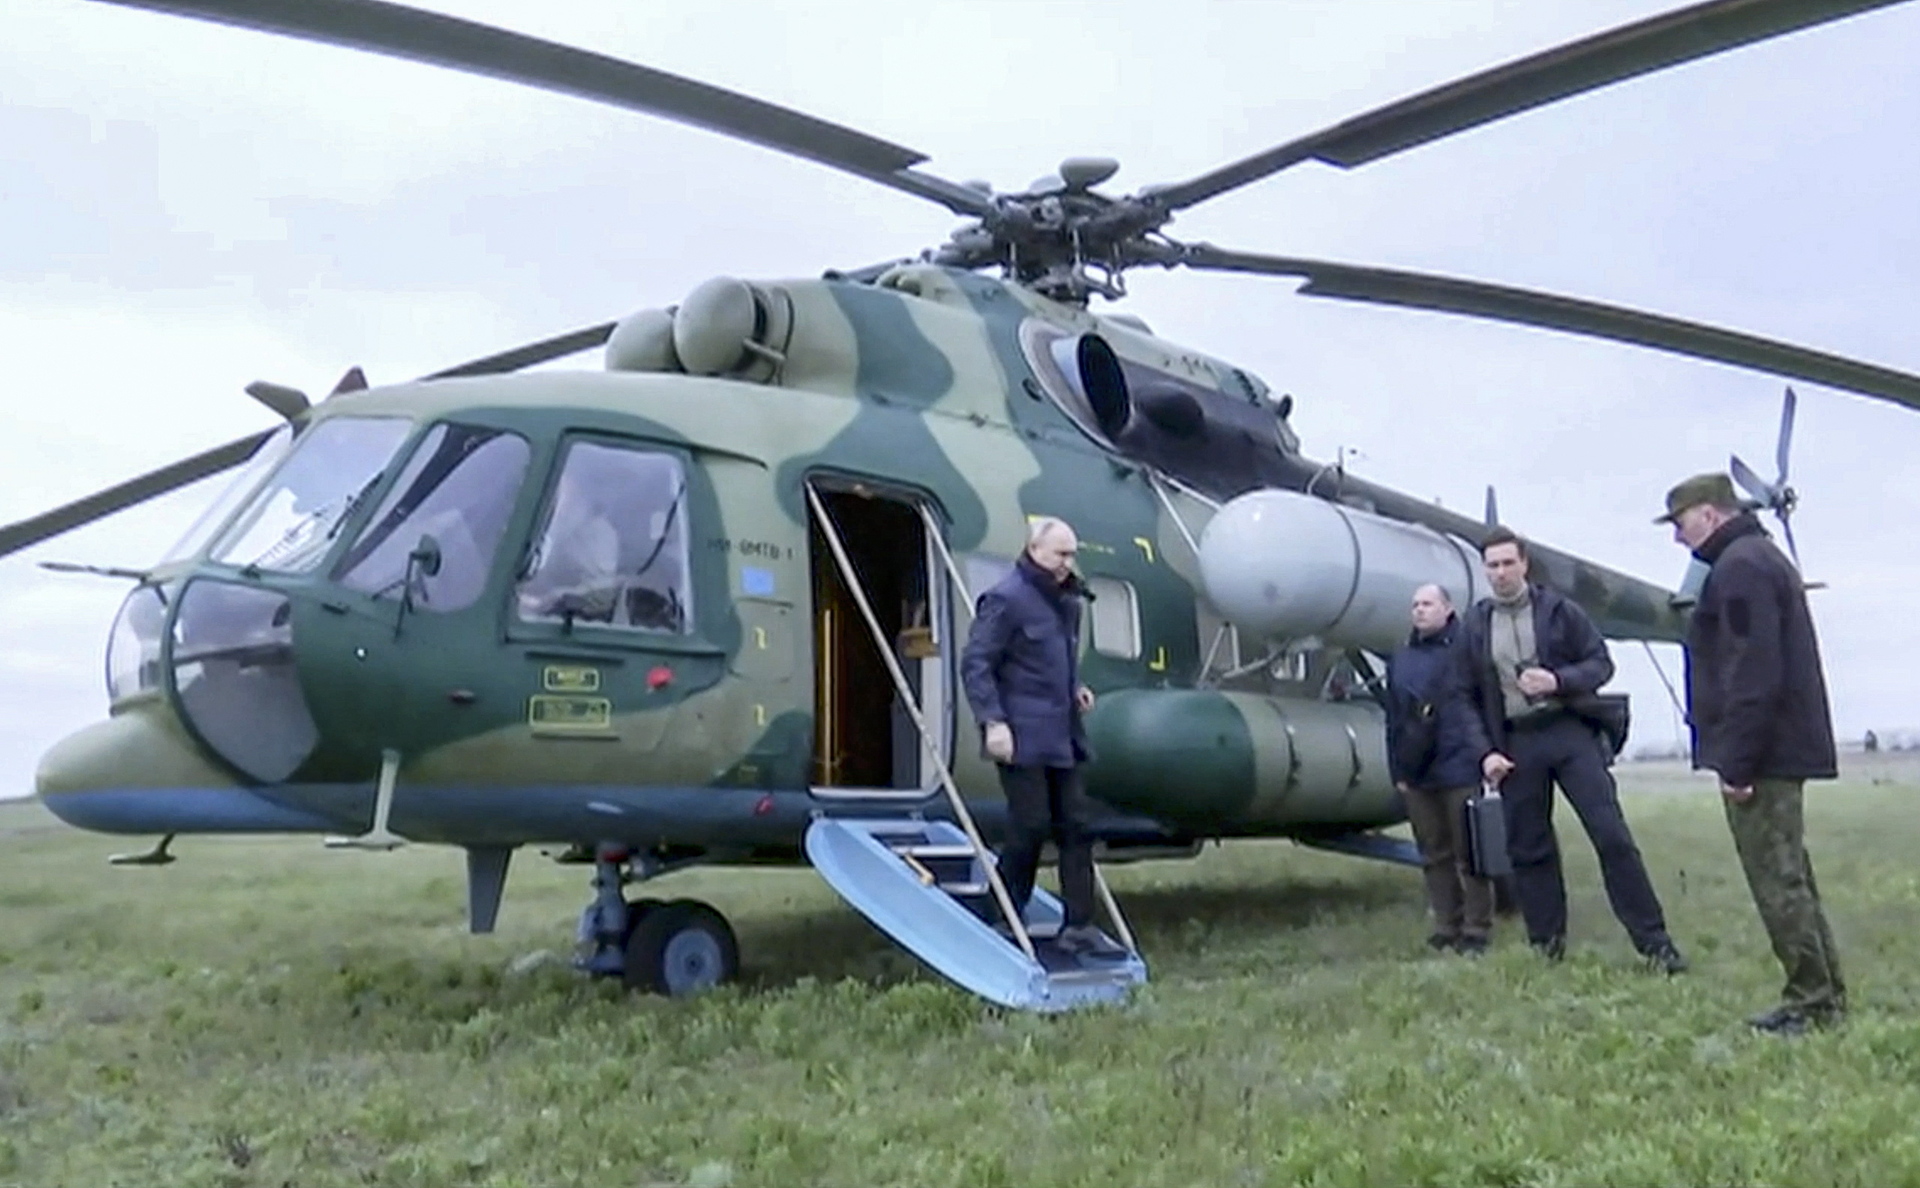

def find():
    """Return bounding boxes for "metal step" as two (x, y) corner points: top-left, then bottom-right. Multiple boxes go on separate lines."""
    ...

(888, 843), (981, 859)
(805, 817), (1146, 1012)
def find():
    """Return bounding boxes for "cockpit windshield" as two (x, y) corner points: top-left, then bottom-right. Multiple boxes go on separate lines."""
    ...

(209, 416), (411, 574)
(157, 424), (296, 566)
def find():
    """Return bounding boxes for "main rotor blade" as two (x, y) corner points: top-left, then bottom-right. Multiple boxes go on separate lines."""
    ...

(94, 0), (993, 217)
(1147, 0), (1910, 212)
(1176, 245), (1920, 412)
(1, 318), (619, 562)
(422, 321), (618, 380)
(0, 430), (275, 562)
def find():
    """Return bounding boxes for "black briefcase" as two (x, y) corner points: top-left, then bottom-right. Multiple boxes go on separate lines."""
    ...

(1464, 782), (1513, 879)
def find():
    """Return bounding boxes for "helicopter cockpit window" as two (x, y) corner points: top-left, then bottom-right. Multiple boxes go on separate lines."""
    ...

(515, 441), (692, 634)
(333, 423), (531, 612)
(158, 424), (295, 566)
(209, 417), (412, 574)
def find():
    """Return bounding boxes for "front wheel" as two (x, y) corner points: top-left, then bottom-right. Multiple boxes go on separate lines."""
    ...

(622, 899), (739, 996)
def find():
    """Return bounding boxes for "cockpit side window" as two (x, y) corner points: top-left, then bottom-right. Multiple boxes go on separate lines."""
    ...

(334, 423), (532, 612)
(514, 441), (692, 634)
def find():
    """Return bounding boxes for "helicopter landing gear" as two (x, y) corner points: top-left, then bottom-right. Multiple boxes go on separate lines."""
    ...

(624, 899), (739, 996)
(573, 844), (737, 995)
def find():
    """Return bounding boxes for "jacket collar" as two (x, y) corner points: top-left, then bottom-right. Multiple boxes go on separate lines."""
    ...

(1016, 552), (1082, 602)
(1478, 583), (1551, 618)
(1406, 612), (1458, 648)
(1693, 511), (1766, 566)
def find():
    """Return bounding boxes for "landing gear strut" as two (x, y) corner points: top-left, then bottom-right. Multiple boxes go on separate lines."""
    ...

(573, 844), (740, 996)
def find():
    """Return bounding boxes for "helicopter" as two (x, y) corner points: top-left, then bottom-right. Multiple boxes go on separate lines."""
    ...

(9, 0), (1920, 1006)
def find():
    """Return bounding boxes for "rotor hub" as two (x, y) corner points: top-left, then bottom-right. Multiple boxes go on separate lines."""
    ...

(914, 157), (1179, 303)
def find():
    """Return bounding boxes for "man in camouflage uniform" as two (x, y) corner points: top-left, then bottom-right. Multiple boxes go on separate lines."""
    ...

(1659, 473), (1846, 1034)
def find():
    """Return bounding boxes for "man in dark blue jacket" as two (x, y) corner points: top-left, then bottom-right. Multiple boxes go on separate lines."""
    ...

(961, 516), (1120, 956)
(1386, 583), (1494, 955)
(1458, 529), (1687, 972)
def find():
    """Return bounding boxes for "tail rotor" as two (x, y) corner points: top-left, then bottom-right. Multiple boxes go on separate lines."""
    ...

(1730, 386), (1802, 567)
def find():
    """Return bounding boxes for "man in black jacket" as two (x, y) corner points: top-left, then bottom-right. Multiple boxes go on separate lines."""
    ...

(1458, 528), (1687, 971)
(1386, 584), (1495, 954)
(1659, 473), (1845, 1033)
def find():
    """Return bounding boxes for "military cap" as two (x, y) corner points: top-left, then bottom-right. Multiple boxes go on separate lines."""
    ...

(1654, 472), (1738, 524)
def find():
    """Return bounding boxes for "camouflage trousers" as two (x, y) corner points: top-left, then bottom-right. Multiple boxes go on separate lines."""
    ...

(1724, 778), (1847, 1015)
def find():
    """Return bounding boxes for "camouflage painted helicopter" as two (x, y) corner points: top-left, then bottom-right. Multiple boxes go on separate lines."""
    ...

(12, 0), (1920, 1001)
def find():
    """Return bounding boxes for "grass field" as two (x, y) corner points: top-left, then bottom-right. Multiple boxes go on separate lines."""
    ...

(4, 756), (1920, 1187)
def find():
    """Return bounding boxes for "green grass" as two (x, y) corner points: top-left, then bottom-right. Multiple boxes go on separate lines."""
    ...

(5, 756), (1920, 1187)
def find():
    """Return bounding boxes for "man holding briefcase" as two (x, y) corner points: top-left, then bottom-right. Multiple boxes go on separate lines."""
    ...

(1386, 584), (1496, 955)
(1457, 529), (1688, 973)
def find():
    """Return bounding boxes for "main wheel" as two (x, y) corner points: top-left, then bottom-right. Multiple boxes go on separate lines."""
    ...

(622, 898), (739, 996)
(621, 896), (664, 944)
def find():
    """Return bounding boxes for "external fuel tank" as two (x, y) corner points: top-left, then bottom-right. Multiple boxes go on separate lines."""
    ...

(1083, 689), (1400, 831)
(1196, 488), (1488, 655)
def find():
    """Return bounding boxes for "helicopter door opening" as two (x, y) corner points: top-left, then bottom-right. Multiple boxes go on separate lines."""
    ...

(806, 484), (947, 799)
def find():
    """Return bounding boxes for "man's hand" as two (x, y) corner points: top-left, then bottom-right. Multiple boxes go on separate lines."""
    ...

(1482, 752), (1516, 784)
(1721, 780), (1755, 804)
(984, 722), (1014, 764)
(1075, 685), (1096, 714)
(1517, 667), (1559, 698)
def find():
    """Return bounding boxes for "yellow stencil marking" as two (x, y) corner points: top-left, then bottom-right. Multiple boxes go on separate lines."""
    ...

(1133, 537), (1155, 564)
(542, 665), (601, 692)
(1148, 646), (1168, 672)
(527, 694), (612, 732)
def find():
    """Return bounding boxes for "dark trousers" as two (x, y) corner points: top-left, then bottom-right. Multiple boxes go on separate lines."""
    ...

(1502, 715), (1670, 951)
(997, 763), (1097, 927)
(1726, 779), (1846, 1014)
(1402, 784), (1495, 941)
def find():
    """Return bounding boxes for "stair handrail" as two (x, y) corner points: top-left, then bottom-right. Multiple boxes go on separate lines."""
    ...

(804, 482), (1037, 962)
(914, 503), (1139, 957)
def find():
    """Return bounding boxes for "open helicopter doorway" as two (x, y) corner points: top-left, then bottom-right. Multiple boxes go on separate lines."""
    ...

(805, 482), (951, 798)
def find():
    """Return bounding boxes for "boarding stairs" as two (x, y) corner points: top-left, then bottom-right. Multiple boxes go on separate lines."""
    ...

(800, 485), (1146, 1012)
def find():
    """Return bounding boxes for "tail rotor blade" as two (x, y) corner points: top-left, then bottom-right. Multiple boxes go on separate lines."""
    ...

(1729, 454), (1772, 504)
(1776, 386), (1797, 484)
(1780, 515), (1803, 569)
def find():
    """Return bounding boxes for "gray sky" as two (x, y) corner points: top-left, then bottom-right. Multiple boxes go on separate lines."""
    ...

(4, 0), (1918, 799)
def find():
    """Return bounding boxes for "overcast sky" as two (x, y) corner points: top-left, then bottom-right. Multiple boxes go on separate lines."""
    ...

(4, 0), (1918, 802)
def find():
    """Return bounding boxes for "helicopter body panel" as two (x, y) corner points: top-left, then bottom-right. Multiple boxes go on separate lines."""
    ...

(31, 274), (1385, 854)
(35, 268), (1689, 861)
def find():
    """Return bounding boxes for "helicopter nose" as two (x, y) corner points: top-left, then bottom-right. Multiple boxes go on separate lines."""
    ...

(35, 700), (335, 835)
